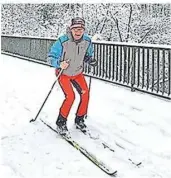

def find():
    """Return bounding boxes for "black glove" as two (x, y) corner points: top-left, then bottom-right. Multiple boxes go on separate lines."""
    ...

(89, 58), (97, 67)
(84, 56), (97, 67)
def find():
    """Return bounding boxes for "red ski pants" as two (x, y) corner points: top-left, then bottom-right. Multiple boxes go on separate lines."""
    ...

(58, 72), (89, 119)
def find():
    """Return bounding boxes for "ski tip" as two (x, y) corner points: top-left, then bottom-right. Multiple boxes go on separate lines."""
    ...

(109, 170), (117, 176)
(137, 162), (142, 166)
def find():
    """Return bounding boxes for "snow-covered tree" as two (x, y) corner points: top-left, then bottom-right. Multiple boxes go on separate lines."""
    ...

(2, 3), (171, 44)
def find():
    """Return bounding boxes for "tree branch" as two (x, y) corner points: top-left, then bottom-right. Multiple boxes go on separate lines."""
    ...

(138, 27), (154, 43)
(100, 17), (108, 34)
(125, 4), (133, 42)
(108, 8), (123, 42)
(99, 4), (111, 34)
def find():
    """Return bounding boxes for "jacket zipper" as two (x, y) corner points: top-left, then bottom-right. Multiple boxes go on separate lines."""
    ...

(78, 46), (80, 54)
(72, 43), (77, 76)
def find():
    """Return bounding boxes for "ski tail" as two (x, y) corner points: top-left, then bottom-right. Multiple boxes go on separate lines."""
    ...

(77, 126), (142, 167)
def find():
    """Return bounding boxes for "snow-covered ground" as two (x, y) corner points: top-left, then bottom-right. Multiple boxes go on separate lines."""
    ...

(1, 54), (171, 178)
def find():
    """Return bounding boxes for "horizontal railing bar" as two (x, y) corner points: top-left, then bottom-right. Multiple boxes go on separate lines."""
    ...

(2, 35), (171, 50)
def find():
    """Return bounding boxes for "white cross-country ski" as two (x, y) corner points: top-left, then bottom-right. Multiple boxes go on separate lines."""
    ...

(40, 118), (117, 176)
(76, 126), (142, 167)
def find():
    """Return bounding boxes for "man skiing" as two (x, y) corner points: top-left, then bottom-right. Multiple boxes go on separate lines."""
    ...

(48, 17), (97, 135)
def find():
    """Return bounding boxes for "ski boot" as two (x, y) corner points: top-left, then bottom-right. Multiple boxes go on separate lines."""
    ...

(75, 115), (87, 133)
(56, 114), (69, 137)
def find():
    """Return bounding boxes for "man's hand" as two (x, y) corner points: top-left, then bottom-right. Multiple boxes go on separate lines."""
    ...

(89, 58), (97, 67)
(60, 60), (69, 69)
(84, 56), (97, 67)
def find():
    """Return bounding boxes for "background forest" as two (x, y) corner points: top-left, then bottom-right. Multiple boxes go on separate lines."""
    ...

(1, 3), (171, 45)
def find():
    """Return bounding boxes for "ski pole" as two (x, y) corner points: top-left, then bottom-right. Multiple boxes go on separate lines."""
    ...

(29, 69), (63, 123)
(88, 75), (92, 95)
(85, 68), (93, 119)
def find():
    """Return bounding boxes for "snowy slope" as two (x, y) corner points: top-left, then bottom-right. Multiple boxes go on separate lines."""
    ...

(1, 54), (171, 178)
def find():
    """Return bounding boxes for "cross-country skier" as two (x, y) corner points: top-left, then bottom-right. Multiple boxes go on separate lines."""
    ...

(48, 17), (97, 135)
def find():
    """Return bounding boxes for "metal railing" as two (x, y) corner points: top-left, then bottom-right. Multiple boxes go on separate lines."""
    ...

(1, 35), (171, 99)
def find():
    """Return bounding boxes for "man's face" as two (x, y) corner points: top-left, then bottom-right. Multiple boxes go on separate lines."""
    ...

(71, 27), (84, 41)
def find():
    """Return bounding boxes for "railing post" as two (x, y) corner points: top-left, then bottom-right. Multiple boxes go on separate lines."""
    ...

(131, 47), (135, 92)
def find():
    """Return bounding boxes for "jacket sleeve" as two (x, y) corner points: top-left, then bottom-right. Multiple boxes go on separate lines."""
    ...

(84, 40), (97, 66)
(85, 40), (94, 60)
(48, 39), (63, 68)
